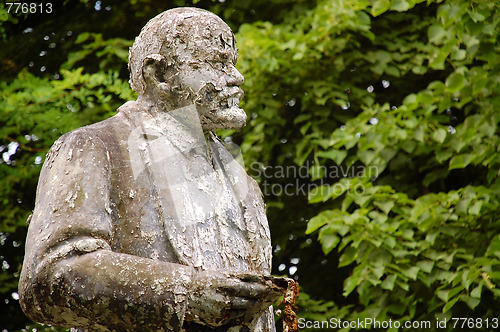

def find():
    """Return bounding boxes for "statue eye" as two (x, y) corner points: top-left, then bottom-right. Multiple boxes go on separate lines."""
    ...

(207, 53), (230, 69)
(207, 60), (224, 70)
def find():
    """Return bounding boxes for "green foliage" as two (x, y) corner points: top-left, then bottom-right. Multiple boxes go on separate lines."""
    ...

(1, 0), (499, 330)
(62, 32), (132, 71)
(236, 0), (500, 327)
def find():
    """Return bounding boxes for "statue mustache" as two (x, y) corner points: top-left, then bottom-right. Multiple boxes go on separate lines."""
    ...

(196, 83), (244, 105)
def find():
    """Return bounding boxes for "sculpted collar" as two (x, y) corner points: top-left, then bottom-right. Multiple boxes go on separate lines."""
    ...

(119, 100), (211, 161)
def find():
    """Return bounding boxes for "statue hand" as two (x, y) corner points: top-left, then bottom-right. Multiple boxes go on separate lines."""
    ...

(185, 270), (284, 327)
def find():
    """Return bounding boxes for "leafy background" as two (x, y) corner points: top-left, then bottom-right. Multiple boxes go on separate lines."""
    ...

(0, 0), (499, 331)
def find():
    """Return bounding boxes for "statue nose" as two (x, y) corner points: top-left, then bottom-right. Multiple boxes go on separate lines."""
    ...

(226, 65), (244, 86)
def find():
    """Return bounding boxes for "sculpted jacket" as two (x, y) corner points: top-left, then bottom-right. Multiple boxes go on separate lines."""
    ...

(19, 102), (275, 331)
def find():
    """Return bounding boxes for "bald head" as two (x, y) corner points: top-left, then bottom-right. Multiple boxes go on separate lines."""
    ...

(128, 8), (246, 131)
(128, 7), (236, 95)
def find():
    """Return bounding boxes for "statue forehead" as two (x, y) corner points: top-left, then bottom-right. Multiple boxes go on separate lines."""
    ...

(159, 9), (236, 59)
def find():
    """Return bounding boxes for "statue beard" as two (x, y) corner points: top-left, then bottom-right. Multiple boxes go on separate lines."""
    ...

(194, 82), (247, 132)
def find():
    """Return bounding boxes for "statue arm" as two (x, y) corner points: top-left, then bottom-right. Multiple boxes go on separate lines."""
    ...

(19, 130), (193, 331)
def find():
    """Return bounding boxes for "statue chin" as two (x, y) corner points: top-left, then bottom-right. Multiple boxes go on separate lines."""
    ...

(203, 106), (247, 131)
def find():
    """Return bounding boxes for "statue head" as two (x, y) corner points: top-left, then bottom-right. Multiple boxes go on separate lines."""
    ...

(128, 7), (246, 131)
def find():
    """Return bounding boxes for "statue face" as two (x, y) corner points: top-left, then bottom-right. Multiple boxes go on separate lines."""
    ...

(168, 23), (246, 131)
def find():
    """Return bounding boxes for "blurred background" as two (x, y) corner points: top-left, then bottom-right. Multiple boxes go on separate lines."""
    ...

(1, 0), (499, 330)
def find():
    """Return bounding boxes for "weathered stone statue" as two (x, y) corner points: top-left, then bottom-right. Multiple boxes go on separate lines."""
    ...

(19, 7), (289, 331)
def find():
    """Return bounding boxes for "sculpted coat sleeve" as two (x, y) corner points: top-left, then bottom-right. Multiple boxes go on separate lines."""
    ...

(19, 130), (193, 331)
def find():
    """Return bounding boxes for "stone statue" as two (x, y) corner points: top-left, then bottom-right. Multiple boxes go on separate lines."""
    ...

(19, 7), (290, 331)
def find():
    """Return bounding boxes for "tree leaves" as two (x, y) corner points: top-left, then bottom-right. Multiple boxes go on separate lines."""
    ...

(260, 0), (500, 325)
(371, 0), (391, 17)
(445, 72), (465, 93)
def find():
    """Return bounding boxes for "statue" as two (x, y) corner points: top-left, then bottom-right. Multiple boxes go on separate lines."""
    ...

(19, 7), (291, 331)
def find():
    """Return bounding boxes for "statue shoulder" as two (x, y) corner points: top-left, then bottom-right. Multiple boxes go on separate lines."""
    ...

(54, 112), (128, 148)
(45, 115), (125, 168)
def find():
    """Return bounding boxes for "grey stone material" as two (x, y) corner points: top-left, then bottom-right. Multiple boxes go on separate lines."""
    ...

(19, 7), (288, 331)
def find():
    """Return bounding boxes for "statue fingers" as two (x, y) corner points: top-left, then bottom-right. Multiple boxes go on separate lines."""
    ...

(219, 280), (268, 298)
(229, 296), (257, 310)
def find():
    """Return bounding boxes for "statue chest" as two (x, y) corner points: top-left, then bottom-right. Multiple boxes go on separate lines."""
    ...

(112, 129), (271, 274)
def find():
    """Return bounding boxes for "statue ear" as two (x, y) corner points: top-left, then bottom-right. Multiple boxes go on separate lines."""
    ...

(142, 54), (168, 85)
